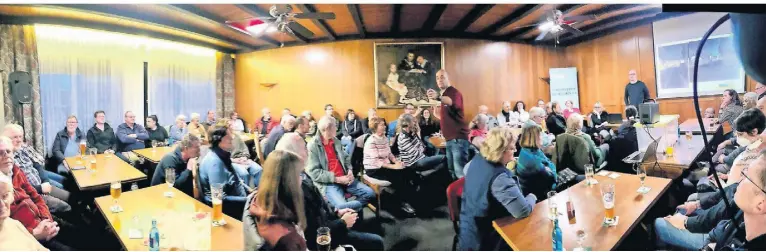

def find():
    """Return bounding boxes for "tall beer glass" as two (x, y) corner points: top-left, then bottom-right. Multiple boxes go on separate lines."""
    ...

(600, 182), (616, 225)
(211, 183), (225, 226)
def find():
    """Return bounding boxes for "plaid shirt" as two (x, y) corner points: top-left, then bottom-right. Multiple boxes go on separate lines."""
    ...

(13, 145), (45, 187)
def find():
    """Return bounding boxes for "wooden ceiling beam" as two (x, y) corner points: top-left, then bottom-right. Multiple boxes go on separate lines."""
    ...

(167, 4), (278, 47)
(294, 4), (336, 40)
(347, 4), (366, 38)
(52, 4), (256, 50)
(422, 4), (448, 32)
(452, 4), (494, 32)
(0, 14), (238, 53)
(503, 4), (586, 39)
(235, 4), (307, 43)
(391, 4), (402, 33)
(558, 7), (662, 40)
(560, 12), (690, 46)
(480, 4), (541, 35)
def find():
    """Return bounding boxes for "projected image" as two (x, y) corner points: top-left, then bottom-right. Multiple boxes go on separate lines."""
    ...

(657, 43), (689, 89)
(655, 34), (744, 97)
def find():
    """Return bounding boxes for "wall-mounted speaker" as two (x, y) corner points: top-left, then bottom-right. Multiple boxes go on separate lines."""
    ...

(8, 71), (32, 104)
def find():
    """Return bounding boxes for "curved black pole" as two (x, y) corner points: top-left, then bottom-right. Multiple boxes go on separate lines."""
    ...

(692, 13), (738, 233)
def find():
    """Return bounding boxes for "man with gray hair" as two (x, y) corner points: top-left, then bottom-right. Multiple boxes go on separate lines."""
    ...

(150, 134), (202, 197)
(478, 105), (499, 129)
(306, 116), (374, 212)
(263, 115), (297, 158)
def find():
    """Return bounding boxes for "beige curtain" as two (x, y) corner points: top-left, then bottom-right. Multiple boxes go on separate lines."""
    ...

(215, 52), (235, 119)
(0, 24), (44, 154)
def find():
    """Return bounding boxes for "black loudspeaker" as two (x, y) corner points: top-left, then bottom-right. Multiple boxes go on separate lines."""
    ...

(8, 71), (32, 104)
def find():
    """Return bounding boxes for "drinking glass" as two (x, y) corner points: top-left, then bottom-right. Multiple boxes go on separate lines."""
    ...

(584, 164), (595, 186)
(573, 230), (588, 251)
(78, 140), (87, 164)
(211, 183), (226, 226)
(317, 227), (332, 251)
(87, 148), (98, 173)
(547, 191), (558, 221)
(665, 143), (674, 157)
(152, 141), (159, 152)
(685, 131), (693, 149)
(164, 168), (175, 197)
(110, 181), (123, 213)
(637, 166), (649, 194)
(105, 148), (113, 158)
(600, 182), (616, 225)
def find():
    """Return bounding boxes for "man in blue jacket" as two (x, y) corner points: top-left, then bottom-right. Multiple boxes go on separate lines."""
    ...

(116, 111), (149, 164)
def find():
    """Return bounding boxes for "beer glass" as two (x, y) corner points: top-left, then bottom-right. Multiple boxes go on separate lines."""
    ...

(165, 168), (175, 197)
(110, 181), (123, 213)
(685, 131), (693, 149)
(547, 191), (558, 221)
(317, 227), (331, 251)
(637, 166), (649, 193)
(600, 182), (616, 225)
(78, 140), (87, 164)
(211, 183), (225, 226)
(152, 140), (159, 152)
(87, 148), (98, 173)
(105, 147), (113, 158)
(584, 164), (595, 186)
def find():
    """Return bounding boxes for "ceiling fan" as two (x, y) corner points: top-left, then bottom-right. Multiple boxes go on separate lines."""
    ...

(226, 4), (336, 46)
(513, 9), (598, 43)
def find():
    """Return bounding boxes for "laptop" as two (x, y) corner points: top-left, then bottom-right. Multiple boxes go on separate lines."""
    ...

(606, 113), (624, 124)
(623, 136), (662, 164)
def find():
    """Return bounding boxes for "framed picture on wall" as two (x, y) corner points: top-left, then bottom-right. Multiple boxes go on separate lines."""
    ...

(374, 42), (445, 108)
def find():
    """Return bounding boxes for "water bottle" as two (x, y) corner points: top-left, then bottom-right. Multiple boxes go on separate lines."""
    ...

(552, 219), (563, 251)
(149, 219), (160, 251)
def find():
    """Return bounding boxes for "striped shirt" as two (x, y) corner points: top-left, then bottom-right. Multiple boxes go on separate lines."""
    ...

(397, 133), (426, 167)
(363, 134), (395, 170)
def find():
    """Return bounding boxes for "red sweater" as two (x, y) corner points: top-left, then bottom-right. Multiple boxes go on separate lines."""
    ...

(440, 86), (469, 141)
(10, 165), (52, 233)
(255, 117), (280, 136)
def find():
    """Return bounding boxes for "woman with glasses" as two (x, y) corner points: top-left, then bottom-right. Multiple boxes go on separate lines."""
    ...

(588, 101), (611, 140)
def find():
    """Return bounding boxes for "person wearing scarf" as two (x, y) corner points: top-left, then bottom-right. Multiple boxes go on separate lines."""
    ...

(199, 125), (261, 218)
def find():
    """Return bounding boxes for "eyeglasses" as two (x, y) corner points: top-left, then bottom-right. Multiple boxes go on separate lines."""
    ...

(741, 169), (766, 195)
(0, 149), (11, 157)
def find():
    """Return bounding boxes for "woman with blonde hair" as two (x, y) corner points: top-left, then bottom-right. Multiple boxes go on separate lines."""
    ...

(458, 127), (535, 250)
(743, 92), (759, 109)
(248, 150), (308, 251)
(515, 124), (557, 201)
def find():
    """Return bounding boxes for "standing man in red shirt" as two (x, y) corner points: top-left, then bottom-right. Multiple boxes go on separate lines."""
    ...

(427, 69), (470, 179)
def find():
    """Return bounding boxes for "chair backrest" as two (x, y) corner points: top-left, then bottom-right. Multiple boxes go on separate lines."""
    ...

(446, 177), (466, 223)
(722, 120), (733, 135)
(254, 132), (265, 164)
(351, 134), (371, 177)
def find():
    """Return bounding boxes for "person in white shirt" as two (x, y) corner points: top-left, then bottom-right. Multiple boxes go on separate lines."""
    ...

(496, 101), (516, 127)
(512, 101), (530, 125)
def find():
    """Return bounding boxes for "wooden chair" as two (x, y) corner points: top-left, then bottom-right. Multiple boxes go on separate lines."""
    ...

(721, 120), (733, 136)
(253, 132), (266, 164)
(352, 134), (391, 218)
(192, 145), (210, 200)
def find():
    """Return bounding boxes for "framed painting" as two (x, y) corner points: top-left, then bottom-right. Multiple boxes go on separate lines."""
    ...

(374, 42), (444, 108)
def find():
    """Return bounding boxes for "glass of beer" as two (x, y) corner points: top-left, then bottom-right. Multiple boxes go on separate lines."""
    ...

(211, 183), (225, 226)
(547, 191), (558, 221)
(665, 143), (674, 157)
(164, 168), (175, 198)
(585, 164), (595, 186)
(600, 182), (616, 225)
(105, 148), (113, 158)
(110, 181), (123, 213)
(685, 131), (693, 149)
(78, 140), (87, 164)
(152, 140), (159, 152)
(317, 227), (332, 251)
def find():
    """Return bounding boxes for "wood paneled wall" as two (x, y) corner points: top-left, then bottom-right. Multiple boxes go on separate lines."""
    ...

(234, 39), (565, 124)
(235, 25), (761, 125)
(566, 25), (760, 122)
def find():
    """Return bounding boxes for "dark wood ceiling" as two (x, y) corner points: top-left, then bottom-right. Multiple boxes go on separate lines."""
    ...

(0, 4), (690, 53)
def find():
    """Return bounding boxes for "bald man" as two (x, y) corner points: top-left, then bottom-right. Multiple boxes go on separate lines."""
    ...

(478, 105), (499, 129)
(624, 69), (651, 108)
(427, 69), (470, 179)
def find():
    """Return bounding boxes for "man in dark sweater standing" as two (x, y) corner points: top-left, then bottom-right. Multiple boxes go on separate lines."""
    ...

(624, 69), (651, 108)
(427, 69), (470, 180)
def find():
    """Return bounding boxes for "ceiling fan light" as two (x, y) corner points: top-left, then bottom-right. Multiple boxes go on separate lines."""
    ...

(539, 21), (554, 31)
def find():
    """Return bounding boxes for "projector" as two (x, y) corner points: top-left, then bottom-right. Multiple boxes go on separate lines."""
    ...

(639, 102), (660, 125)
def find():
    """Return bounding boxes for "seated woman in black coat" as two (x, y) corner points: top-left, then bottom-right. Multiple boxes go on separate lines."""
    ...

(144, 115), (169, 148)
(606, 106), (639, 174)
(545, 101), (567, 136)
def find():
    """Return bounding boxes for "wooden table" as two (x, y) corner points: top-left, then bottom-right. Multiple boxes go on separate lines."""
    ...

(238, 132), (257, 143)
(493, 172), (672, 251)
(94, 185), (244, 251)
(679, 118), (720, 135)
(64, 154), (147, 191)
(429, 136), (446, 149)
(641, 135), (706, 179)
(132, 146), (175, 163)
